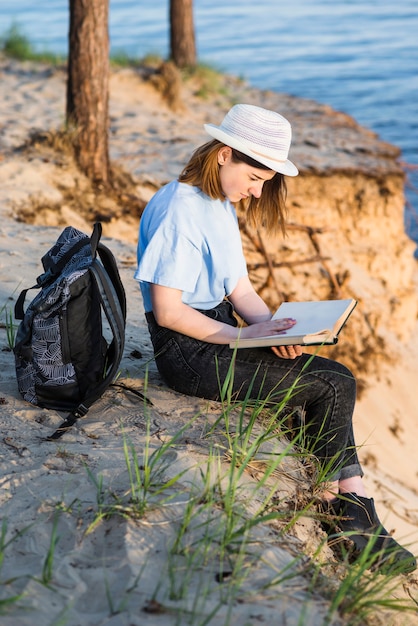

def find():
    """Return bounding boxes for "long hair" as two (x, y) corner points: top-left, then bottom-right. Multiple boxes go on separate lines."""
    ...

(179, 140), (288, 235)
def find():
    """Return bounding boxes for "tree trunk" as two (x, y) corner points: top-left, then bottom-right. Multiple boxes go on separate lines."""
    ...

(67, 0), (110, 186)
(170, 0), (197, 69)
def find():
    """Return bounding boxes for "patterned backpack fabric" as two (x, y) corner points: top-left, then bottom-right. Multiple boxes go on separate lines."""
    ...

(14, 223), (126, 439)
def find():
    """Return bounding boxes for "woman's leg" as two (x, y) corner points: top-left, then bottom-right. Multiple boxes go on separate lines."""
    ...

(148, 308), (360, 482)
(338, 476), (367, 496)
(147, 313), (416, 573)
(186, 337), (360, 481)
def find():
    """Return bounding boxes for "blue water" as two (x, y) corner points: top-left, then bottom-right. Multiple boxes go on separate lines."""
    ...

(2, 0), (418, 252)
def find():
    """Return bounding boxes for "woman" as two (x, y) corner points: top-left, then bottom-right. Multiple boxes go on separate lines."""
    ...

(135, 104), (415, 573)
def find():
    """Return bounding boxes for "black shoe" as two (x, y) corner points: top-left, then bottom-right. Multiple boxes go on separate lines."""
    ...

(324, 493), (417, 575)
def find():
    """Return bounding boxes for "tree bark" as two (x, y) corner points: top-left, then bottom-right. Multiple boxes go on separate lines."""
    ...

(67, 0), (110, 186)
(170, 0), (197, 68)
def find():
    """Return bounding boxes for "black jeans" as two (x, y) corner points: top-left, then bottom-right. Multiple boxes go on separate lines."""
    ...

(145, 301), (362, 481)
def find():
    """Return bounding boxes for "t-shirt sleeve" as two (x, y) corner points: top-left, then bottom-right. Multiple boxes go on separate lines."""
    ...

(136, 225), (202, 294)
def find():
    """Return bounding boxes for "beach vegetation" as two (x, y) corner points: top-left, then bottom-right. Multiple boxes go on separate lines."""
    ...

(0, 304), (16, 351)
(0, 24), (232, 101)
(84, 374), (195, 532)
(0, 520), (26, 612)
(104, 565), (145, 616)
(0, 321), (416, 623)
(1, 384), (417, 624)
(120, 422), (191, 513)
(0, 23), (64, 64)
(39, 512), (60, 586)
(84, 423), (192, 534)
(4, 308), (16, 351)
(109, 50), (139, 68)
(323, 552), (417, 624)
(0, 23), (32, 60)
(182, 62), (230, 99)
(0, 287), (21, 350)
(110, 51), (164, 69)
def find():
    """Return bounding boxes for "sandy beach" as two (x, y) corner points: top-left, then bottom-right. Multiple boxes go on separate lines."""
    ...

(1, 56), (418, 625)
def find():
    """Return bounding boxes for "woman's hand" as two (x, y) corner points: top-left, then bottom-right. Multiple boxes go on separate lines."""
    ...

(271, 344), (303, 359)
(243, 317), (303, 359)
(242, 317), (297, 338)
(228, 279), (303, 358)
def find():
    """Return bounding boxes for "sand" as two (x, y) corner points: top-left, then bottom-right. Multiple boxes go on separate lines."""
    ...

(0, 56), (417, 625)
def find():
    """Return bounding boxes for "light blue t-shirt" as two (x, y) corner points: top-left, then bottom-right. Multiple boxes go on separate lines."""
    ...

(135, 180), (248, 312)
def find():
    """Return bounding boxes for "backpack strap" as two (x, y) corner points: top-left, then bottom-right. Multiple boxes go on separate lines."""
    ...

(14, 283), (39, 321)
(90, 221), (102, 258)
(48, 382), (153, 440)
(46, 228), (127, 441)
(90, 222), (126, 320)
(97, 244), (127, 321)
(46, 404), (90, 440)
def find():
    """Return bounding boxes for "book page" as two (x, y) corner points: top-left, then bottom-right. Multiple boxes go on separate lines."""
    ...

(272, 299), (355, 339)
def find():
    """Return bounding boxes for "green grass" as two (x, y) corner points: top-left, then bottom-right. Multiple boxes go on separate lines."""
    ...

(0, 520), (26, 612)
(82, 363), (418, 624)
(0, 23), (65, 64)
(0, 304), (16, 350)
(84, 417), (194, 533)
(0, 517), (61, 614)
(0, 286), (21, 350)
(40, 512), (60, 585)
(1, 356), (416, 624)
(182, 62), (231, 99)
(0, 24), (230, 100)
(110, 50), (164, 69)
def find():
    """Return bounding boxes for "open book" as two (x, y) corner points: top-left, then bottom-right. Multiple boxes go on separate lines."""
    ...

(229, 298), (357, 349)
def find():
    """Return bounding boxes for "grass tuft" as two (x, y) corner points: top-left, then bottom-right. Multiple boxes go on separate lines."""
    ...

(0, 23), (65, 64)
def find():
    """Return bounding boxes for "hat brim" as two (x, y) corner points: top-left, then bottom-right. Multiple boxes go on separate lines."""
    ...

(204, 124), (299, 177)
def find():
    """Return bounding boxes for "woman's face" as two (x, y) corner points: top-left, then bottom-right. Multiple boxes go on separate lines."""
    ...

(217, 146), (275, 203)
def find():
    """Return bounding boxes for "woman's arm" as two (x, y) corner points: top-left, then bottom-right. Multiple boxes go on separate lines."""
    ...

(228, 275), (273, 323)
(150, 283), (297, 345)
(228, 275), (303, 359)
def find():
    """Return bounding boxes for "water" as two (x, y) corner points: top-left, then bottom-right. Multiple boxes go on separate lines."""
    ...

(2, 0), (418, 253)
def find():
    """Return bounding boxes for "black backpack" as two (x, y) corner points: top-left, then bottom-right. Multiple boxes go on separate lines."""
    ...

(13, 223), (126, 439)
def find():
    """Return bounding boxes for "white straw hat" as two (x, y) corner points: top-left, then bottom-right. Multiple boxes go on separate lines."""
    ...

(204, 103), (298, 177)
